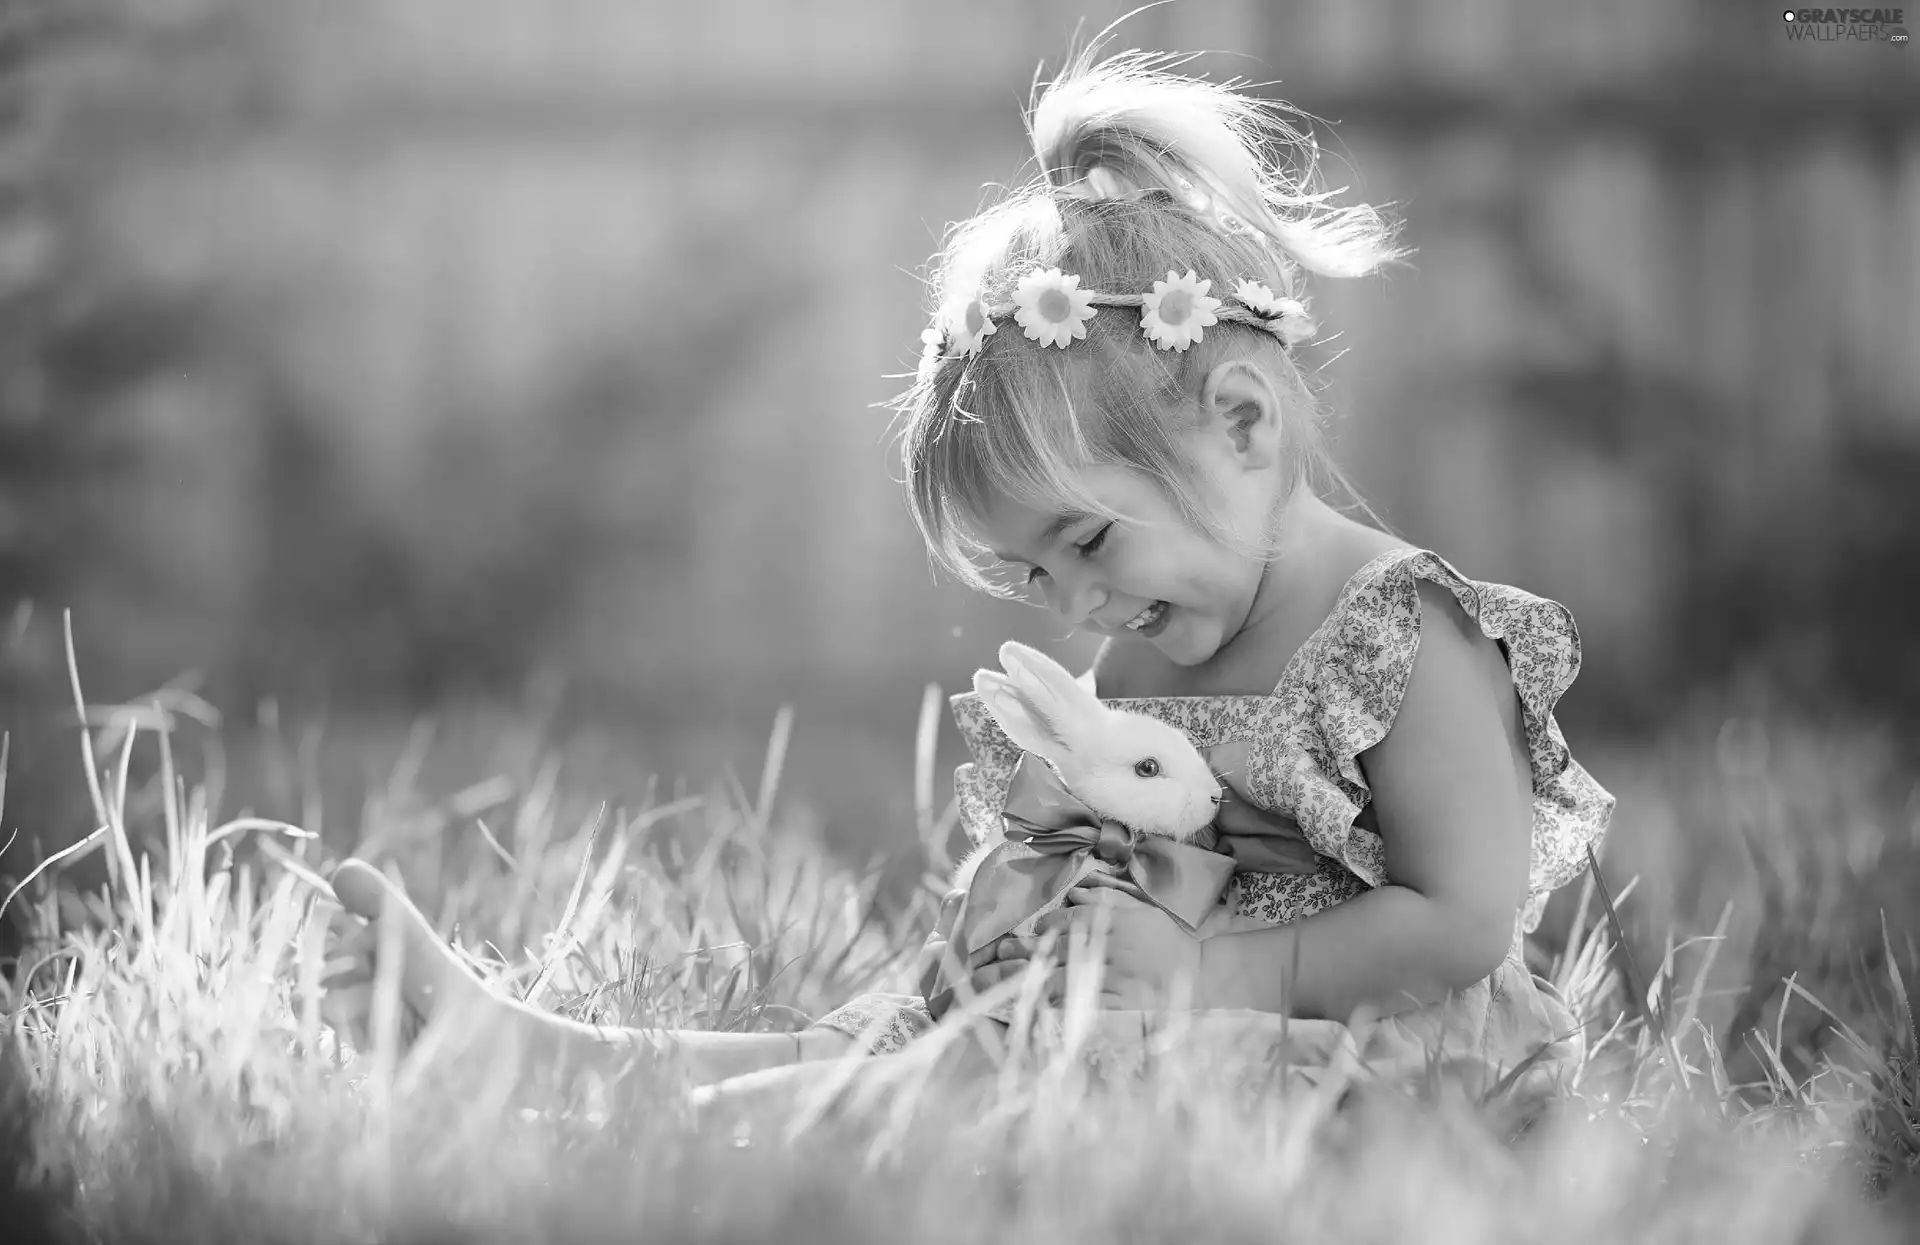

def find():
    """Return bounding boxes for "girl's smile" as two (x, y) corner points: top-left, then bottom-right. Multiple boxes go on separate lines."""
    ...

(976, 463), (1281, 667)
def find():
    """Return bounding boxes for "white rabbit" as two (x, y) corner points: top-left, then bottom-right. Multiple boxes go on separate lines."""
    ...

(953, 640), (1224, 897)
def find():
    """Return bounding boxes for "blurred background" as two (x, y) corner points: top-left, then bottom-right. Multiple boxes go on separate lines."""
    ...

(2, 0), (1917, 1009)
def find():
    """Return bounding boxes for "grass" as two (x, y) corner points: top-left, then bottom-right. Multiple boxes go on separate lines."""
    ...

(2, 628), (1918, 1243)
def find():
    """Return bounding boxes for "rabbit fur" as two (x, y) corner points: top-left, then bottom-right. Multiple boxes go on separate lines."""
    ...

(953, 640), (1224, 898)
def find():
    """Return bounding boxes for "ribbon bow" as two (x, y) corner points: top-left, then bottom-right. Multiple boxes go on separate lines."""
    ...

(920, 753), (1240, 1021)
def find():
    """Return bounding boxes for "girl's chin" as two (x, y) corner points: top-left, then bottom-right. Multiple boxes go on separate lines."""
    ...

(1191, 619), (1247, 667)
(1159, 615), (1224, 668)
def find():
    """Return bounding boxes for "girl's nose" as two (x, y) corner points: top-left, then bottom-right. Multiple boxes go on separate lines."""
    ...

(1044, 573), (1107, 629)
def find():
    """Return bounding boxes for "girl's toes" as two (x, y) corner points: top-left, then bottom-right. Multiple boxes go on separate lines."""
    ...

(326, 858), (482, 1013)
(329, 860), (444, 961)
(320, 980), (373, 1050)
(329, 859), (405, 922)
(321, 955), (371, 990)
(319, 981), (426, 1055)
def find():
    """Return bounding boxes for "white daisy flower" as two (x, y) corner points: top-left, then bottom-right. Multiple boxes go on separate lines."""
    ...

(1139, 269), (1221, 353)
(916, 325), (946, 384)
(1233, 280), (1317, 348)
(1011, 268), (1098, 349)
(1233, 279), (1284, 316)
(946, 296), (999, 358)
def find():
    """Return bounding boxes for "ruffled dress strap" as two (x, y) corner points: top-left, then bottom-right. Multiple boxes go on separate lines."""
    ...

(1272, 547), (1615, 932)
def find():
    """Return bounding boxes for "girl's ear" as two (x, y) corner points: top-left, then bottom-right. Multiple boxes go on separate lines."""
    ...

(973, 668), (1074, 762)
(1199, 360), (1283, 469)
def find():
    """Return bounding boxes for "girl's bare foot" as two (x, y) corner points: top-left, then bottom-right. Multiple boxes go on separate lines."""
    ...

(320, 858), (857, 1087)
(320, 859), (492, 1049)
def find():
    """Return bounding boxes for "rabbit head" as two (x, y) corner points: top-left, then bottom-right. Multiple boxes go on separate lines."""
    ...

(972, 640), (1222, 842)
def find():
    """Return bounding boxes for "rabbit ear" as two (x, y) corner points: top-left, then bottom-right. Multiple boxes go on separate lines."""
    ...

(997, 641), (1101, 716)
(973, 641), (1100, 765)
(973, 668), (1074, 762)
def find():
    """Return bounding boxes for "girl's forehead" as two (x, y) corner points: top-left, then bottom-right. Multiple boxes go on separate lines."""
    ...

(972, 468), (1159, 554)
(990, 464), (1148, 511)
(977, 467), (1129, 523)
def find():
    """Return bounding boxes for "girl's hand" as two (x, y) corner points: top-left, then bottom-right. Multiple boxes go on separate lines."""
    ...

(968, 882), (1203, 1010)
(1049, 883), (1204, 1009)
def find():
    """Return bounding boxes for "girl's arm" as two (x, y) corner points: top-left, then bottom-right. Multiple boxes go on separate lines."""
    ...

(1196, 580), (1536, 1019)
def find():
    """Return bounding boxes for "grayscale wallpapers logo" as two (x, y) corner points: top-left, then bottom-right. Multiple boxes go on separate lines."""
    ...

(1782, 8), (1910, 42)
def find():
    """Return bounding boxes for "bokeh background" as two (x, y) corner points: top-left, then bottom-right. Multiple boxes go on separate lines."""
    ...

(3, 0), (1917, 1015)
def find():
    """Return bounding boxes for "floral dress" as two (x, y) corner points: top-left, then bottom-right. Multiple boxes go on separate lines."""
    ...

(814, 548), (1616, 1091)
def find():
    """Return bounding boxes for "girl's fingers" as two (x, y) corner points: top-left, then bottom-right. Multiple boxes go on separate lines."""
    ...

(968, 960), (1020, 989)
(969, 959), (1073, 1002)
(1031, 908), (1080, 939)
(1001, 964), (1068, 1004)
(967, 961), (1031, 997)
(1030, 890), (1143, 940)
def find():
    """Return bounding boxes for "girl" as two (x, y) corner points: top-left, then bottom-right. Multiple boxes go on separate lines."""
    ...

(323, 47), (1613, 1103)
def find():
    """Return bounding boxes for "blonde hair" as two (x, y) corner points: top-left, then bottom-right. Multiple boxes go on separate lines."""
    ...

(889, 47), (1412, 597)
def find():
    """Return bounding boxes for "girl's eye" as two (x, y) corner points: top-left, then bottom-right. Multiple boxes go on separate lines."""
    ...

(1133, 758), (1160, 778)
(1019, 523), (1109, 584)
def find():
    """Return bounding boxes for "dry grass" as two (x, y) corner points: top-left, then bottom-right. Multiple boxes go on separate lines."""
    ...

(1, 628), (1916, 1243)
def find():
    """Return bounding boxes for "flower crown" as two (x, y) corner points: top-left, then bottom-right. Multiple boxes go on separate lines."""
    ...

(917, 267), (1315, 384)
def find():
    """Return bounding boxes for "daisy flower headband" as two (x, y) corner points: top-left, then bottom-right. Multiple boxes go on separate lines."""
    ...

(916, 267), (1317, 384)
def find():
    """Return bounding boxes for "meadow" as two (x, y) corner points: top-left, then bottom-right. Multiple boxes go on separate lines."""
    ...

(2, 628), (1917, 1244)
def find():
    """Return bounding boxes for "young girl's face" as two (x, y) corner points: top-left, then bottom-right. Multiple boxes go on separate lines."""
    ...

(975, 450), (1280, 669)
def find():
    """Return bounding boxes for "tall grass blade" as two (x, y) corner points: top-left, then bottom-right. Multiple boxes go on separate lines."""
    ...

(61, 611), (112, 840)
(914, 683), (944, 865)
(1881, 910), (1914, 1060)
(0, 826), (109, 928)
(525, 805), (607, 1005)
(755, 704), (795, 830)
(1586, 844), (1665, 1042)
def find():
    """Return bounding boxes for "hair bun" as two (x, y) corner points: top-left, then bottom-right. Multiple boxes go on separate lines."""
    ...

(1026, 45), (1405, 282)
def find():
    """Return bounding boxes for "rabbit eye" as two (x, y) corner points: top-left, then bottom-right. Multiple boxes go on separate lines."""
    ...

(1133, 758), (1160, 778)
